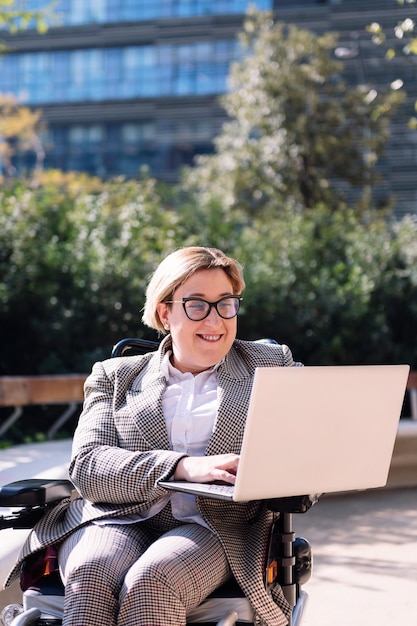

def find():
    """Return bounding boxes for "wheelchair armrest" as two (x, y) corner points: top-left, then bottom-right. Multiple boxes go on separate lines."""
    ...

(266, 494), (321, 514)
(0, 479), (73, 507)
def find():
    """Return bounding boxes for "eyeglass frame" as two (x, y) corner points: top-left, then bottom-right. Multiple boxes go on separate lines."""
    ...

(164, 295), (243, 321)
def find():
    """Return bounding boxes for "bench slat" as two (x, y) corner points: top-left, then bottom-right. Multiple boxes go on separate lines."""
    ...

(407, 371), (417, 389)
(0, 371), (416, 409)
(0, 375), (86, 407)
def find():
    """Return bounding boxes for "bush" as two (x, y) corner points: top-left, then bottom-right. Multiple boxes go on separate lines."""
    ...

(234, 206), (417, 367)
(1, 175), (417, 377)
(0, 175), (179, 374)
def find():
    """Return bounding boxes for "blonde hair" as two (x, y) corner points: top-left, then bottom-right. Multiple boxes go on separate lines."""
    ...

(142, 246), (245, 333)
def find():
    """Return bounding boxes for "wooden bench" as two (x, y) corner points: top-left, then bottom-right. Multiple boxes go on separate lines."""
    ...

(0, 374), (86, 440)
(0, 370), (416, 440)
(407, 370), (417, 420)
(388, 370), (417, 488)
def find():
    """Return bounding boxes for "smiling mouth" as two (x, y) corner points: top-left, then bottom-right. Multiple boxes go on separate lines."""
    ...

(198, 334), (222, 342)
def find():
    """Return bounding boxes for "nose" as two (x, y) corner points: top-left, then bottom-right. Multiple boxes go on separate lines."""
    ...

(205, 305), (222, 324)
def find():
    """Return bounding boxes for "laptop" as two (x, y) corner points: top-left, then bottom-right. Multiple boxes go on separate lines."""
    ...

(159, 364), (410, 501)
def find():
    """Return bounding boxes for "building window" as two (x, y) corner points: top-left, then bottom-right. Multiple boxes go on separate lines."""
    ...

(39, 120), (217, 179)
(15, 0), (272, 24)
(0, 41), (241, 105)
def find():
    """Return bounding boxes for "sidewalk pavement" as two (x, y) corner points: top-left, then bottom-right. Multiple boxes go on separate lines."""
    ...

(0, 439), (72, 612)
(293, 486), (417, 626)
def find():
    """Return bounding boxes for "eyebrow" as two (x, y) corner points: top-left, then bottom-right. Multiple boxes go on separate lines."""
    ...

(184, 292), (234, 298)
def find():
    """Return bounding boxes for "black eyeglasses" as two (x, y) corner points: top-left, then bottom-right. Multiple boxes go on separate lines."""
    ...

(165, 296), (242, 321)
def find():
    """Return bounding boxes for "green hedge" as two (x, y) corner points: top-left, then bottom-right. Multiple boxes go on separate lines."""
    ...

(1, 175), (417, 377)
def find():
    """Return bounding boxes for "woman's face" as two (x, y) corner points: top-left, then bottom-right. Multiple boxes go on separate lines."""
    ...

(157, 268), (238, 375)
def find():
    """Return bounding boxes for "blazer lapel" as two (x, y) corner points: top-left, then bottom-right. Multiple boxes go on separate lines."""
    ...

(205, 346), (253, 455)
(123, 347), (171, 450)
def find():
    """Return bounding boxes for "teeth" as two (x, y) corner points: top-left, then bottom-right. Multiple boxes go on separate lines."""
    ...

(200, 335), (220, 341)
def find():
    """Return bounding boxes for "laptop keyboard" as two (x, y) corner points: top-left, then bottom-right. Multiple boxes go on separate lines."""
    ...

(199, 483), (235, 496)
(159, 480), (235, 500)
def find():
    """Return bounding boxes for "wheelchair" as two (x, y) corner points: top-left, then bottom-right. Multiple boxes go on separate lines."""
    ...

(0, 338), (317, 626)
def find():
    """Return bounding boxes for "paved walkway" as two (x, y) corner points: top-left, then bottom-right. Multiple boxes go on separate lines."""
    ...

(0, 440), (72, 611)
(293, 486), (417, 626)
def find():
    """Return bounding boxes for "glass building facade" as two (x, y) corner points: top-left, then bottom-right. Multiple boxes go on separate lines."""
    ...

(3, 0), (275, 178)
(2, 0), (417, 214)
(0, 40), (242, 104)
(20, 0), (272, 24)
(39, 119), (219, 179)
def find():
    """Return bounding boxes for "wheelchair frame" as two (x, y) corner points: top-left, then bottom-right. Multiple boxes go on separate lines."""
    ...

(0, 338), (316, 626)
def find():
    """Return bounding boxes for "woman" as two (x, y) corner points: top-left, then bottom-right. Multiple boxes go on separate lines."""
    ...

(9, 246), (297, 626)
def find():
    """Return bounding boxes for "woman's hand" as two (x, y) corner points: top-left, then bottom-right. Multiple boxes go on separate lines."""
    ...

(174, 454), (240, 484)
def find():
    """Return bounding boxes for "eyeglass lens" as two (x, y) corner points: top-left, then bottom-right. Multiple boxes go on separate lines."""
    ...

(184, 297), (240, 320)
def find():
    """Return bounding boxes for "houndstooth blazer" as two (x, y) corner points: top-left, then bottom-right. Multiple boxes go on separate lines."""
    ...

(7, 337), (298, 626)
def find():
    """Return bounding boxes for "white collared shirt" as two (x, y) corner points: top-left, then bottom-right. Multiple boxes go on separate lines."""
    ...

(161, 351), (219, 526)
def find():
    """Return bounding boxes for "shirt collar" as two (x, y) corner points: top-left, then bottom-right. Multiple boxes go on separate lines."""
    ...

(161, 349), (223, 382)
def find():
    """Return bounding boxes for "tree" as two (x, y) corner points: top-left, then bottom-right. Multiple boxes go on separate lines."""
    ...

(367, 0), (417, 128)
(0, 172), (182, 375)
(183, 9), (404, 216)
(0, 93), (45, 180)
(0, 1), (53, 180)
(0, 0), (51, 37)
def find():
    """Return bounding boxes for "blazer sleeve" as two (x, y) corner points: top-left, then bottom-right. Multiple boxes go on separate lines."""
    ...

(69, 360), (186, 506)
